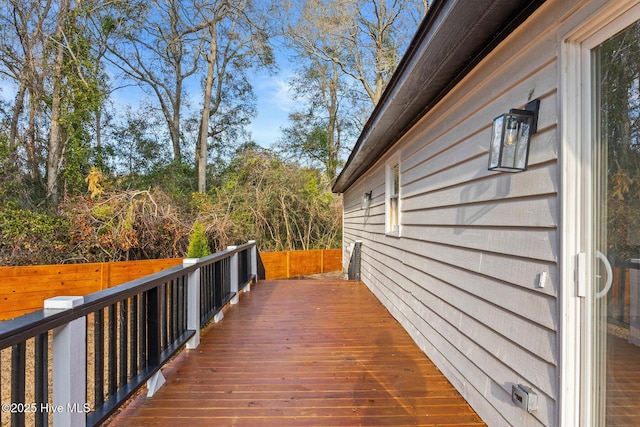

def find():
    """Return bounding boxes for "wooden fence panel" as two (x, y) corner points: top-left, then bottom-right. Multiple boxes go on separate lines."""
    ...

(259, 251), (289, 280)
(261, 249), (342, 280)
(0, 263), (103, 320)
(0, 259), (182, 321)
(289, 250), (322, 277)
(322, 249), (342, 272)
(106, 258), (182, 287)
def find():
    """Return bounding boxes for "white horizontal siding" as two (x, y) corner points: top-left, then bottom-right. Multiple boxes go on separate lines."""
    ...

(338, 1), (599, 426)
(362, 247), (557, 426)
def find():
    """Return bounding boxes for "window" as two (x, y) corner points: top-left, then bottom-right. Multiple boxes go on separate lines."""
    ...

(386, 160), (400, 234)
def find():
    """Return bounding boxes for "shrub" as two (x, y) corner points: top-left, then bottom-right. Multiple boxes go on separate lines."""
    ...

(0, 206), (72, 265)
(187, 222), (211, 258)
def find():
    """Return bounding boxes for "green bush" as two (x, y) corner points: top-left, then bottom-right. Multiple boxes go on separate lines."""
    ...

(0, 206), (72, 265)
(187, 222), (211, 258)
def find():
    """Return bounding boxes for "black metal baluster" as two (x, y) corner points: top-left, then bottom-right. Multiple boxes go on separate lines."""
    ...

(167, 280), (172, 345)
(34, 333), (48, 427)
(215, 260), (222, 311)
(147, 287), (161, 368)
(11, 342), (26, 427)
(208, 265), (214, 319)
(130, 295), (138, 377)
(139, 293), (147, 370)
(183, 275), (188, 333)
(160, 283), (167, 351)
(199, 267), (206, 325)
(211, 265), (216, 316)
(224, 258), (231, 302)
(94, 309), (104, 408)
(183, 274), (188, 333)
(239, 249), (247, 283)
(176, 277), (182, 336)
(179, 275), (186, 335)
(210, 265), (215, 315)
(108, 303), (117, 397)
(119, 300), (128, 387)
(171, 278), (178, 343)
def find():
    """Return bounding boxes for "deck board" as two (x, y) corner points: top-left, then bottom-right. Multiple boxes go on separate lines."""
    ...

(107, 280), (486, 426)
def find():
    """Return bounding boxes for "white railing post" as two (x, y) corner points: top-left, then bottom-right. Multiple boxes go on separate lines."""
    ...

(249, 240), (258, 284)
(228, 245), (239, 304)
(183, 258), (201, 349)
(44, 296), (87, 427)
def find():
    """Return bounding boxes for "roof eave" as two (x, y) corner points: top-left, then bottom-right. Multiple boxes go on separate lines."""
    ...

(332, 0), (546, 194)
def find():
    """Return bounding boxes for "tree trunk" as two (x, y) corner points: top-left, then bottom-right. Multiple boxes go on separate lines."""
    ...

(47, 0), (71, 203)
(95, 108), (102, 166)
(26, 99), (40, 180)
(326, 63), (340, 182)
(171, 98), (182, 163)
(9, 80), (26, 148)
(198, 24), (218, 193)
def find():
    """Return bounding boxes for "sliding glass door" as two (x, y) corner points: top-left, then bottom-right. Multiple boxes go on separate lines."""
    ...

(589, 17), (640, 426)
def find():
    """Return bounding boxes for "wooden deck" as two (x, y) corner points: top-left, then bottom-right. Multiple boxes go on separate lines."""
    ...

(607, 333), (640, 425)
(107, 279), (486, 426)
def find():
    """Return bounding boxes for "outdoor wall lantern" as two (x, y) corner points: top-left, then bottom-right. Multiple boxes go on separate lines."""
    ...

(488, 99), (540, 172)
(361, 191), (372, 209)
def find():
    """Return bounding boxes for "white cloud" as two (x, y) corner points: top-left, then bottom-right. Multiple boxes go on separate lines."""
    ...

(249, 69), (297, 147)
(0, 80), (17, 102)
(256, 70), (296, 113)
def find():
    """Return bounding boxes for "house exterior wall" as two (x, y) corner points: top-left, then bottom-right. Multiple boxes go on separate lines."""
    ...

(340, 0), (616, 425)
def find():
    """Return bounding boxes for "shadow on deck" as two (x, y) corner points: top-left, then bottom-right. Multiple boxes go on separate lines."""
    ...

(107, 279), (485, 426)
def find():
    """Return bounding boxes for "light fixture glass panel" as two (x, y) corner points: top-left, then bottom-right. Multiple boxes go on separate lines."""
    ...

(514, 118), (531, 170)
(392, 164), (399, 195)
(488, 111), (533, 172)
(489, 115), (504, 170)
(501, 115), (519, 167)
(361, 192), (371, 209)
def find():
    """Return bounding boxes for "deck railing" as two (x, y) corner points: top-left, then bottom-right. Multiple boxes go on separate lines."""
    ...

(0, 241), (257, 427)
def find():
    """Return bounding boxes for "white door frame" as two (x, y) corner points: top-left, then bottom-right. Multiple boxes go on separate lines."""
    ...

(560, 1), (640, 425)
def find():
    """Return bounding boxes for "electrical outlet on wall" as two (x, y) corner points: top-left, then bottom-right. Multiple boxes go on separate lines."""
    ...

(512, 384), (538, 412)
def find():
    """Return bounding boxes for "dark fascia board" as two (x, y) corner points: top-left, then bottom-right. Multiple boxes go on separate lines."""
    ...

(332, 0), (546, 194)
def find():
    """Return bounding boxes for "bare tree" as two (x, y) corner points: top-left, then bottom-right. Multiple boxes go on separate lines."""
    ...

(280, 58), (354, 182)
(105, 0), (273, 192)
(280, 0), (426, 180)
(193, 0), (274, 193)
(284, 0), (424, 106)
(46, 0), (71, 202)
(105, 0), (201, 164)
(0, 0), (113, 203)
(196, 2), (229, 193)
(0, 0), (53, 182)
(0, 0), (84, 202)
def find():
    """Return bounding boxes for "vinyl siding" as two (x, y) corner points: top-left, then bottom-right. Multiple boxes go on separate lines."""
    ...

(339, 1), (593, 425)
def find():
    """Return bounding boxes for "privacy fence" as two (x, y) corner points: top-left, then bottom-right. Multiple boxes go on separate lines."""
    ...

(0, 259), (183, 321)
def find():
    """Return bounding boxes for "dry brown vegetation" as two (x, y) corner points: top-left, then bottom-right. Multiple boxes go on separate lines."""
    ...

(1, 150), (342, 267)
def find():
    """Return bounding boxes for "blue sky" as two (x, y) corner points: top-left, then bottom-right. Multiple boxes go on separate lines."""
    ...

(0, 44), (299, 151)
(105, 54), (298, 150)
(246, 66), (296, 148)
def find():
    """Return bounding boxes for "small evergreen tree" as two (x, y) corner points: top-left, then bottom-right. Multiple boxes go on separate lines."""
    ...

(187, 222), (211, 258)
